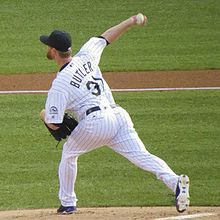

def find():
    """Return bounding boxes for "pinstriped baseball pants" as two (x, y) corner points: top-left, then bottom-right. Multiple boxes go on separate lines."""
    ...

(58, 106), (179, 206)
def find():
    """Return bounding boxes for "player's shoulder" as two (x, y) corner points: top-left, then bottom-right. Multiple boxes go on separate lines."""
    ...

(56, 67), (72, 83)
(56, 62), (72, 78)
(50, 68), (72, 91)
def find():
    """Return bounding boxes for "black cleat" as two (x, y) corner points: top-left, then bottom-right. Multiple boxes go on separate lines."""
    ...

(57, 205), (77, 215)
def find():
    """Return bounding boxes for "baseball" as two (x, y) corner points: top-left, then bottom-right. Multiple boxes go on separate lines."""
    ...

(136, 13), (145, 25)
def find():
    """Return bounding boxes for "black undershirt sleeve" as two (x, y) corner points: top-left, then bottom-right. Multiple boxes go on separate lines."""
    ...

(97, 36), (110, 45)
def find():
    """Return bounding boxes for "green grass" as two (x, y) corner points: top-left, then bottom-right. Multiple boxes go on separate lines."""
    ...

(0, 0), (220, 74)
(0, 90), (219, 210)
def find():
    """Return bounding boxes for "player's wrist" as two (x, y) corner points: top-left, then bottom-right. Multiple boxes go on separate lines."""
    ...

(47, 123), (60, 130)
(131, 15), (138, 25)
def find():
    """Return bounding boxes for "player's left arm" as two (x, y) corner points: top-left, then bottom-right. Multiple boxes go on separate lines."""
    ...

(101, 13), (147, 44)
(40, 83), (68, 130)
(40, 109), (59, 130)
(40, 109), (78, 142)
(40, 91), (78, 141)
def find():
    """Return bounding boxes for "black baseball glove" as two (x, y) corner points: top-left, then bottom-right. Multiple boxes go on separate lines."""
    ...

(44, 113), (78, 141)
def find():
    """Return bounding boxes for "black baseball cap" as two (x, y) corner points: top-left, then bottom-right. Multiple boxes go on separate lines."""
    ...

(40, 30), (72, 52)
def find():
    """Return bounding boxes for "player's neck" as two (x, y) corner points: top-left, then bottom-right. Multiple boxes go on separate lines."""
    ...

(56, 56), (72, 68)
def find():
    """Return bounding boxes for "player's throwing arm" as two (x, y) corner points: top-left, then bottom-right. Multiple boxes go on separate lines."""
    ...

(101, 13), (147, 44)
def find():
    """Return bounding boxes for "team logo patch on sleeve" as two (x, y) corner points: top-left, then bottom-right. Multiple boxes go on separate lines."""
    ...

(49, 106), (58, 114)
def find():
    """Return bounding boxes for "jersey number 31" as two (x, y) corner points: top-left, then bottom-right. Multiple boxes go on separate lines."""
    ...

(86, 76), (103, 96)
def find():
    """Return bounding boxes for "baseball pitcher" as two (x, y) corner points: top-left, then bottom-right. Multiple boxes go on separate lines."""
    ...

(39, 13), (190, 214)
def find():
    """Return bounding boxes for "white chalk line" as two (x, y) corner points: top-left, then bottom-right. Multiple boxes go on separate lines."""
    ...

(154, 212), (216, 220)
(0, 87), (220, 94)
(0, 90), (48, 94)
(112, 87), (220, 92)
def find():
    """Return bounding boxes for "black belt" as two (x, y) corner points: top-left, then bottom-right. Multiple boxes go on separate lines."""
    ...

(86, 106), (101, 116)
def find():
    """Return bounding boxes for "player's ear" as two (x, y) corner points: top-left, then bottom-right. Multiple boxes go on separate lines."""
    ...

(51, 48), (56, 54)
(50, 48), (58, 59)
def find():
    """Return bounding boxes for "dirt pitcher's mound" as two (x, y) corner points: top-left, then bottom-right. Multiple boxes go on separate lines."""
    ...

(0, 206), (220, 220)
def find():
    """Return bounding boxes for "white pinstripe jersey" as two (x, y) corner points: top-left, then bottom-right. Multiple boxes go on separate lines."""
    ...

(45, 37), (116, 123)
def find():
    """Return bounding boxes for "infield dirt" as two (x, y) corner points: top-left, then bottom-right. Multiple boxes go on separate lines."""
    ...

(0, 70), (220, 91)
(0, 70), (219, 220)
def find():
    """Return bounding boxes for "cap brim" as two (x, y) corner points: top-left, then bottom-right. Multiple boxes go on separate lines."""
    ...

(40, 35), (49, 45)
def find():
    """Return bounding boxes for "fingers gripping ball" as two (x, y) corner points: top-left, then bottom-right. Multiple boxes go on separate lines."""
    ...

(133, 13), (148, 26)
